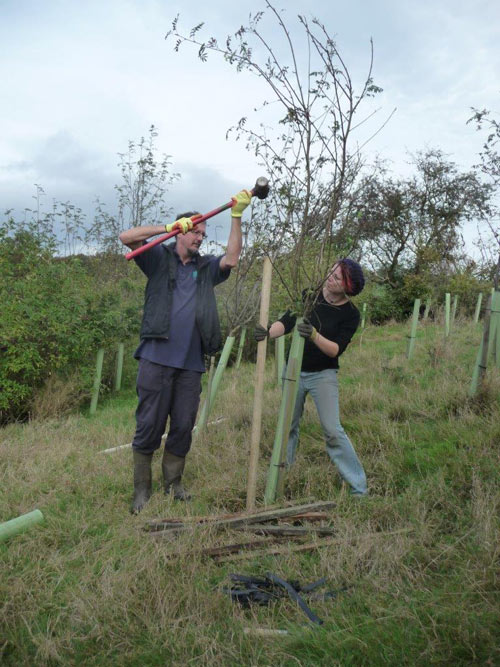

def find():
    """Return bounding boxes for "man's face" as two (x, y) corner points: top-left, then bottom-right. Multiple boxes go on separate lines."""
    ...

(326, 263), (345, 293)
(177, 224), (207, 257)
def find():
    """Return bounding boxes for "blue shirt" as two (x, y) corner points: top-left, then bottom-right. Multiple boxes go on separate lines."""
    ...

(133, 244), (230, 372)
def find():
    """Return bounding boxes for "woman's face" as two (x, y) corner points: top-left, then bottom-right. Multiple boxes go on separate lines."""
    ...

(326, 263), (345, 293)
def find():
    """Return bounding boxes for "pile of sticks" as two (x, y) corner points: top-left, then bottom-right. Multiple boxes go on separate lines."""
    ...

(144, 501), (337, 562)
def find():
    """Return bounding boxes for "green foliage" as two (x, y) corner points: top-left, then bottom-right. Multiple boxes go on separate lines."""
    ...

(0, 219), (144, 423)
(352, 282), (400, 324)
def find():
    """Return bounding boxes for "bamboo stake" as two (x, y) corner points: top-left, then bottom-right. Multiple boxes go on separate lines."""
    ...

(444, 293), (451, 338)
(406, 298), (420, 360)
(246, 256), (273, 510)
(114, 342), (124, 392)
(89, 348), (104, 415)
(265, 323), (305, 505)
(473, 293), (483, 323)
(0, 510), (44, 542)
(235, 327), (247, 369)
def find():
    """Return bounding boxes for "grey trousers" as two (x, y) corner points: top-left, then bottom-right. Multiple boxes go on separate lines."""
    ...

(286, 368), (367, 495)
(132, 359), (202, 457)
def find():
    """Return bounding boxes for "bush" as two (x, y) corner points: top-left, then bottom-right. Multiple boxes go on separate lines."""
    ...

(0, 221), (143, 423)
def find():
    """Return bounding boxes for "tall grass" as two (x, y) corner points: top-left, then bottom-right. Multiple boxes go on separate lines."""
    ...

(1, 320), (499, 665)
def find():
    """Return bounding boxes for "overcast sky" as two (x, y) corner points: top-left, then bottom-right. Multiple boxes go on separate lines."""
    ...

(1, 0), (499, 250)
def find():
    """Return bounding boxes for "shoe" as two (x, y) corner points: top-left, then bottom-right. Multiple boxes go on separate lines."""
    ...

(162, 450), (191, 501)
(131, 450), (153, 514)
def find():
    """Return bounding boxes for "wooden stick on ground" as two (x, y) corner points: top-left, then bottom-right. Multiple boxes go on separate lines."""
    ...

(213, 528), (414, 563)
(146, 501), (336, 533)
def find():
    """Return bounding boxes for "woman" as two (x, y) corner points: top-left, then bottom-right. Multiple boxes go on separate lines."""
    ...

(255, 258), (367, 495)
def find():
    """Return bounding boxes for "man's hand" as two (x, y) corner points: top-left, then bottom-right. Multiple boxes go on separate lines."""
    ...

(254, 324), (270, 342)
(231, 190), (252, 218)
(297, 319), (318, 341)
(165, 217), (194, 234)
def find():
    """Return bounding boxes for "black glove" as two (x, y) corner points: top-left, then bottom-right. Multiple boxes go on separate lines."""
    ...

(254, 324), (270, 342)
(297, 318), (318, 341)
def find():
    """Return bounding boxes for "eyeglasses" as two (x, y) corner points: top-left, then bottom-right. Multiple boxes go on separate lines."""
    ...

(190, 230), (207, 240)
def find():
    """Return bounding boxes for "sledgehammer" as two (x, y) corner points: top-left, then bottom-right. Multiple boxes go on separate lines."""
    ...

(125, 177), (269, 261)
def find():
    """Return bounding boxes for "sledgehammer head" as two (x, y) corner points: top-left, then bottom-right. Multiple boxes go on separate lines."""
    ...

(252, 176), (270, 200)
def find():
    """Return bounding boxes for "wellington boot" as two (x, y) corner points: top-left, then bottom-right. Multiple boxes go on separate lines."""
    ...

(131, 450), (153, 514)
(162, 451), (191, 501)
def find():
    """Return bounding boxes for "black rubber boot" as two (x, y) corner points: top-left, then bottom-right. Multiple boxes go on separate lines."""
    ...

(131, 450), (153, 514)
(162, 451), (191, 501)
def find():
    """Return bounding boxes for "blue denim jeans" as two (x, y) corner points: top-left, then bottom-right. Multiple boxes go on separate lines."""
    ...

(286, 369), (367, 495)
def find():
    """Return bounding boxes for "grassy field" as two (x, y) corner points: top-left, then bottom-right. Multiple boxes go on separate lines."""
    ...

(1, 319), (499, 665)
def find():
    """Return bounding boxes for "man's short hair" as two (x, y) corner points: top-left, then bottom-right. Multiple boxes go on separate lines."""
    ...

(175, 211), (201, 221)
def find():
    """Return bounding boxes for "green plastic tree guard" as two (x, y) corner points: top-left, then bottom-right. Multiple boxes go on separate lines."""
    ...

(0, 509), (44, 542)
(114, 342), (124, 392)
(487, 290), (499, 363)
(469, 292), (494, 397)
(474, 293), (483, 323)
(196, 356), (216, 432)
(89, 348), (104, 415)
(451, 294), (458, 324)
(406, 298), (420, 359)
(361, 303), (367, 329)
(264, 321), (305, 505)
(235, 328), (247, 369)
(423, 298), (431, 320)
(275, 335), (285, 386)
(444, 293), (451, 338)
(196, 336), (235, 428)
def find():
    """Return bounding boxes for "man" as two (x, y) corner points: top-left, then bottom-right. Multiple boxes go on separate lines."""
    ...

(255, 259), (367, 495)
(119, 190), (251, 513)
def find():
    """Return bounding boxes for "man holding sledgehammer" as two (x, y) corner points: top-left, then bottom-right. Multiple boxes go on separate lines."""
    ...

(119, 189), (253, 513)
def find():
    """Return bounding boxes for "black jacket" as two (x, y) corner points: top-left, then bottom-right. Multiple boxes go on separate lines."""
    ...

(139, 243), (223, 356)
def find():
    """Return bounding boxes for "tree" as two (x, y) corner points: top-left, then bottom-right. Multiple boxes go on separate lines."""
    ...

(86, 125), (179, 254)
(167, 3), (390, 313)
(468, 107), (500, 284)
(354, 150), (491, 286)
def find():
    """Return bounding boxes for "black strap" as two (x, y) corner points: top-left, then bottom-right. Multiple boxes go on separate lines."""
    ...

(265, 572), (324, 625)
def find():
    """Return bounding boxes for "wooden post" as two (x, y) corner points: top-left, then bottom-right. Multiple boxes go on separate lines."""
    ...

(473, 293), (483, 323)
(451, 294), (458, 324)
(444, 293), (451, 338)
(0, 510), (44, 542)
(423, 298), (431, 320)
(246, 257), (273, 511)
(265, 322), (305, 505)
(275, 336), (285, 386)
(89, 348), (104, 415)
(406, 298), (420, 360)
(361, 303), (367, 329)
(235, 327), (247, 369)
(114, 342), (124, 392)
